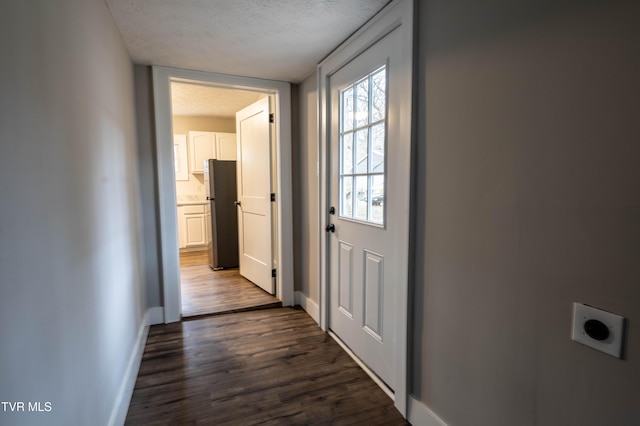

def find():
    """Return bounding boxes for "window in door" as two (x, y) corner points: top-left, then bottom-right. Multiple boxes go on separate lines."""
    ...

(339, 65), (386, 225)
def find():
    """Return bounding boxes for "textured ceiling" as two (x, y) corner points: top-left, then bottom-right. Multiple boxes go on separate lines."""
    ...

(171, 83), (264, 117)
(105, 0), (390, 83)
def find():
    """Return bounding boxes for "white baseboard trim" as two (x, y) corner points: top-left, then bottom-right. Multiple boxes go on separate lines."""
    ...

(179, 245), (208, 252)
(294, 291), (319, 324)
(147, 306), (165, 325)
(107, 309), (151, 426)
(408, 396), (447, 426)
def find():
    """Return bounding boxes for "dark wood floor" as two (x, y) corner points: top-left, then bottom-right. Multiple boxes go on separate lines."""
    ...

(126, 307), (408, 425)
(180, 250), (281, 318)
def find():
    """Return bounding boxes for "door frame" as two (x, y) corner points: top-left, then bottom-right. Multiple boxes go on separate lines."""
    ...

(317, 0), (414, 416)
(153, 66), (294, 323)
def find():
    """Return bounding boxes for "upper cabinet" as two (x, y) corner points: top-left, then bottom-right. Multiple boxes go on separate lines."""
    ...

(216, 133), (237, 161)
(173, 134), (189, 180)
(188, 131), (237, 173)
(189, 131), (216, 174)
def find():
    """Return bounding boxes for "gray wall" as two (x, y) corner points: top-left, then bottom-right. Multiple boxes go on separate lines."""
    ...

(294, 76), (320, 301)
(413, 0), (640, 424)
(0, 1), (146, 424)
(296, 0), (640, 424)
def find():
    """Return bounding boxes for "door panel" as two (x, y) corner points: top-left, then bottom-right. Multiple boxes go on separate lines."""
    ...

(363, 250), (383, 341)
(328, 27), (404, 389)
(236, 97), (274, 294)
(338, 241), (354, 317)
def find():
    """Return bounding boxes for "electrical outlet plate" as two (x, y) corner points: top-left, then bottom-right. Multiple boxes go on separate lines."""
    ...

(571, 302), (625, 359)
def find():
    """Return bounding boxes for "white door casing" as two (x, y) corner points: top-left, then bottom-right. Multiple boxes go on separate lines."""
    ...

(152, 66), (294, 323)
(236, 97), (275, 294)
(318, 0), (413, 416)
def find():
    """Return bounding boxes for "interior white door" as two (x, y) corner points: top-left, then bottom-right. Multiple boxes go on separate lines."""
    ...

(236, 97), (274, 294)
(328, 26), (407, 390)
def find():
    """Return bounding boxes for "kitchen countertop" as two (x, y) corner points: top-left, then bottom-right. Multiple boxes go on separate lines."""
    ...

(177, 195), (207, 206)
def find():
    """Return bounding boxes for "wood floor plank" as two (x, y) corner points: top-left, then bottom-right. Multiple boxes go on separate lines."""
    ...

(179, 249), (209, 267)
(180, 250), (281, 318)
(126, 308), (408, 425)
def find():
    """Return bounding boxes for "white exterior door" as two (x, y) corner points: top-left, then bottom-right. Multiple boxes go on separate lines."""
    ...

(327, 22), (410, 391)
(236, 97), (274, 294)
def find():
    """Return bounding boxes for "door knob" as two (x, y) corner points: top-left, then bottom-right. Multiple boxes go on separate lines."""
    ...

(234, 201), (241, 206)
(325, 224), (335, 233)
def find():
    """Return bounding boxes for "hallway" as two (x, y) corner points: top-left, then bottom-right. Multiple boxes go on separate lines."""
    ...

(125, 307), (408, 425)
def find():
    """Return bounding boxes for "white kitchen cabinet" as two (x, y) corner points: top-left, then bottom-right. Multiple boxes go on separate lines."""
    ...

(189, 131), (216, 173)
(216, 133), (237, 160)
(177, 204), (207, 249)
(205, 202), (211, 246)
(188, 131), (237, 173)
(177, 206), (186, 248)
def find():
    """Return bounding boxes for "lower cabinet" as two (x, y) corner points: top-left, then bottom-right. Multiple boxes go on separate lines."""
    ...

(177, 204), (207, 249)
(205, 203), (211, 246)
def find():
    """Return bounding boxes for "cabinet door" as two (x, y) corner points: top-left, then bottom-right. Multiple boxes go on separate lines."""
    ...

(189, 131), (216, 173)
(205, 204), (211, 246)
(177, 206), (186, 248)
(216, 133), (237, 161)
(184, 214), (206, 247)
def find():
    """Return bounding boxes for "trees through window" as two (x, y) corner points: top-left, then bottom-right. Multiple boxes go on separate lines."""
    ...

(339, 66), (386, 225)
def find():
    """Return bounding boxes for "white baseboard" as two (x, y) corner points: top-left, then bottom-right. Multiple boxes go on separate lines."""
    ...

(107, 309), (152, 426)
(294, 291), (319, 324)
(147, 306), (165, 325)
(179, 245), (208, 252)
(408, 396), (447, 426)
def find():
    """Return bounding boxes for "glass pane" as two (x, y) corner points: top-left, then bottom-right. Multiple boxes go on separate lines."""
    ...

(342, 87), (354, 132)
(342, 132), (353, 174)
(370, 175), (384, 224)
(337, 65), (386, 225)
(355, 78), (369, 128)
(370, 123), (385, 173)
(371, 68), (386, 122)
(355, 175), (368, 221)
(341, 176), (353, 217)
(355, 129), (369, 174)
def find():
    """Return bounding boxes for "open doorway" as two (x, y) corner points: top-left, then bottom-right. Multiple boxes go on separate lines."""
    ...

(153, 66), (294, 323)
(170, 83), (281, 318)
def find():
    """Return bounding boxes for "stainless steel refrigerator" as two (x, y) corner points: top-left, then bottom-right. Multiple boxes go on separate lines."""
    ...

(204, 159), (239, 270)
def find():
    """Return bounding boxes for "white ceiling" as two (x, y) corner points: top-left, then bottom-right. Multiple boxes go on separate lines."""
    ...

(105, 0), (390, 83)
(171, 83), (264, 117)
